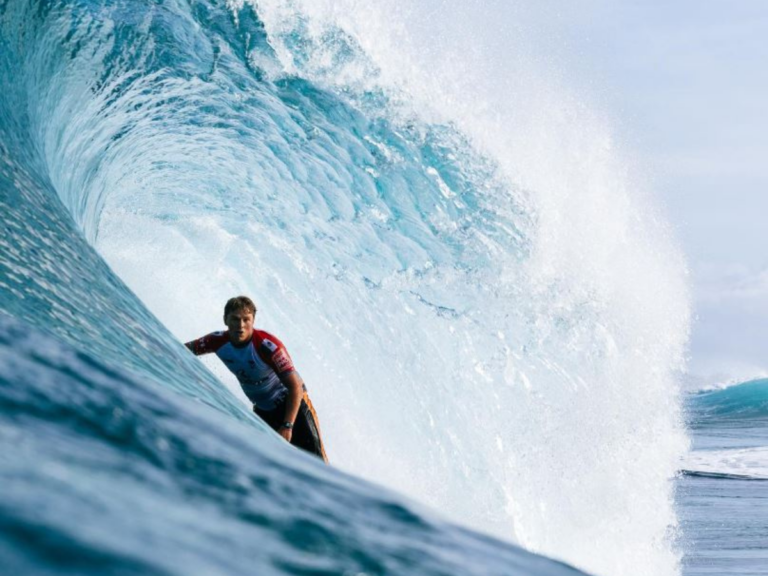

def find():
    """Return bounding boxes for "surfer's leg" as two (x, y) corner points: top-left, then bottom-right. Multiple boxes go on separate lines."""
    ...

(291, 393), (328, 463)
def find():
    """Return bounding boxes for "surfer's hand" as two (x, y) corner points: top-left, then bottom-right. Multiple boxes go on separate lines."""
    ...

(278, 427), (292, 442)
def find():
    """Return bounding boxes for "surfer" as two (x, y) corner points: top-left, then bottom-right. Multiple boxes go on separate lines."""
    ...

(185, 296), (328, 462)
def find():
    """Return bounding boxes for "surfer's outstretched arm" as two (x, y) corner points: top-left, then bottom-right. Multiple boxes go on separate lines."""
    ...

(184, 332), (228, 355)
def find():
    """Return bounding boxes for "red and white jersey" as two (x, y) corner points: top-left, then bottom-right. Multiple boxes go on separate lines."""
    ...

(186, 329), (296, 410)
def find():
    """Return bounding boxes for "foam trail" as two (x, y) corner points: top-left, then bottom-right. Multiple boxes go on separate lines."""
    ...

(682, 448), (768, 480)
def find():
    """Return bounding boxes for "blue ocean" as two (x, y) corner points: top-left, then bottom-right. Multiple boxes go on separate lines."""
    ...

(1, 1), (764, 575)
(679, 378), (768, 575)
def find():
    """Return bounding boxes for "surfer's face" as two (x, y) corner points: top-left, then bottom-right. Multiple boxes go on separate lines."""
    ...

(225, 309), (255, 345)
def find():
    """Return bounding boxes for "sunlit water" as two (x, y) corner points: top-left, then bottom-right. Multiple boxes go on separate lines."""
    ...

(2, 1), (744, 575)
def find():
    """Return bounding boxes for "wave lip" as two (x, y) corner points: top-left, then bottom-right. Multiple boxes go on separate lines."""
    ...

(1, 0), (692, 574)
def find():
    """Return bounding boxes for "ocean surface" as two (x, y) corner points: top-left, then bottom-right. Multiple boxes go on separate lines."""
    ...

(1, 1), (762, 575)
(679, 379), (768, 576)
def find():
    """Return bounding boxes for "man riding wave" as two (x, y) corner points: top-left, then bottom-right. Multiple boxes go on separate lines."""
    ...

(185, 296), (327, 462)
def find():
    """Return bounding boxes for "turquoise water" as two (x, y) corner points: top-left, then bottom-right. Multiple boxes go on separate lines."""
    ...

(0, 1), (723, 575)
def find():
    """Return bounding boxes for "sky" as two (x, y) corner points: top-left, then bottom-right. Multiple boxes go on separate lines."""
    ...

(548, 0), (768, 383)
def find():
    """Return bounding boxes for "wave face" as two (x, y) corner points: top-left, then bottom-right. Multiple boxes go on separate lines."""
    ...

(688, 379), (768, 424)
(1, 1), (691, 575)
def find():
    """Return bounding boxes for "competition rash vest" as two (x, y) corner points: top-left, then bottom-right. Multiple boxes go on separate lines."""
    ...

(187, 329), (296, 410)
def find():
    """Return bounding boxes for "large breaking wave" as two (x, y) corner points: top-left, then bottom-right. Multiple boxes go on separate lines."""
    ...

(0, 1), (691, 575)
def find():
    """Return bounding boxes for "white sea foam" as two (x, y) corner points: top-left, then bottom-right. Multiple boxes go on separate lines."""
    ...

(241, 4), (691, 576)
(683, 448), (768, 480)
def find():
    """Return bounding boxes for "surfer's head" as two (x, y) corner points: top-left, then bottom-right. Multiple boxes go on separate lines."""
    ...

(224, 296), (257, 345)
(224, 295), (257, 320)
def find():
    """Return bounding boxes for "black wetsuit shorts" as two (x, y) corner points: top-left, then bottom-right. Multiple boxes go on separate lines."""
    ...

(253, 391), (328, 462)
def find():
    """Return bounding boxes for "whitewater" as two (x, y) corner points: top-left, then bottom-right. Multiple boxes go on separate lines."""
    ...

(1, 1), (695, 575)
